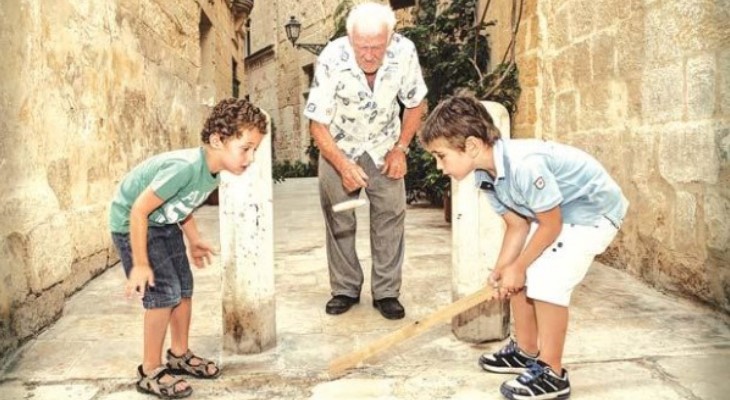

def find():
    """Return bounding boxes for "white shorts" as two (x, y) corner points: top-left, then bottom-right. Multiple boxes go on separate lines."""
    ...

(525, 218), (618, 307)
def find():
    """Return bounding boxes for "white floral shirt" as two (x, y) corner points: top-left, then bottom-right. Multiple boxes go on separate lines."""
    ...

(304, 33), (427, 166)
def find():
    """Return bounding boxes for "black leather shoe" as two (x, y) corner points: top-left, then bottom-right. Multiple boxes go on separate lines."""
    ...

(325, 295), (360, 315)
(372, 297), (405, 320)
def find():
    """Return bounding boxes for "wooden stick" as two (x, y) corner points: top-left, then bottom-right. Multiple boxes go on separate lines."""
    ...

(328, 286), (495, 376)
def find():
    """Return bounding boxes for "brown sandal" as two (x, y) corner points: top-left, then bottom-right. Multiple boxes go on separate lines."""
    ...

(136, 365), (192, 399)
(166, 349), (221, 379)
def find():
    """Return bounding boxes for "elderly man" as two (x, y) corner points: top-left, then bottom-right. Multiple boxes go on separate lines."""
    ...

(303, 2), (427, 320)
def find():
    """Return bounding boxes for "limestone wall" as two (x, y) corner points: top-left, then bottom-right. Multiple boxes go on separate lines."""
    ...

(484, 0), (730, 311)
(0, 0), (249, 360)
(246, 0), (339, 162)
(478, 0), (540, 138)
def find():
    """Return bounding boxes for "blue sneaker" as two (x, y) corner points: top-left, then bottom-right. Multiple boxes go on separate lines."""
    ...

(500, 360), (571, 399)
(479, 339), (539, 374)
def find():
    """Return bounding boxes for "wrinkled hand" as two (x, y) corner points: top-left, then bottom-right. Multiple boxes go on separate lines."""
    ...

(189, 240), (216, 268)
(125, 265), (154, 300)
(340, 163), (369, 193)
(381, 149), (407, 179)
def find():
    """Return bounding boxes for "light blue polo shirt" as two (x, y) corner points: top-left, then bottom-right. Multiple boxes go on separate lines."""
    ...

(474, 139), (628, 228)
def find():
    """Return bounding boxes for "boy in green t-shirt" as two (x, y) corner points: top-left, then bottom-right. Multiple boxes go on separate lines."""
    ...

(109, 98), (267, 398)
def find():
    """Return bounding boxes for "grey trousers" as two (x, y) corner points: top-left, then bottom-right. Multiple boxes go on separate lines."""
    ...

(318, 153), (405, 300)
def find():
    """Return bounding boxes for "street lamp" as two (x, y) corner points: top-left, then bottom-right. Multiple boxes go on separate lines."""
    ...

(284, 16), (327, 56)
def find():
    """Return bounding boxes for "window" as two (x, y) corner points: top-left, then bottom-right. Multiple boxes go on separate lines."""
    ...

(390, 0), (415, 10)
(232, 58), (240, 98)
(245, 18), (251, 57)
(302, 63), (315, 101)
(198, 10), (215, 102)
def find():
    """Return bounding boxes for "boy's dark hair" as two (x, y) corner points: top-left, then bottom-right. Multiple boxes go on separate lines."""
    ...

(419, 95), (501, 150)
(201, 98), (268, 143)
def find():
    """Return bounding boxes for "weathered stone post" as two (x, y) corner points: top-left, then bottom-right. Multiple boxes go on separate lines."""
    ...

(219, 112), (276, 353)
(451, 101), (511, 342)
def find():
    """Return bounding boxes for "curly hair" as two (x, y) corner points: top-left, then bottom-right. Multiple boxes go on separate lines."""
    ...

(419, 95), (501, 151)
(201, 98), (268, 143)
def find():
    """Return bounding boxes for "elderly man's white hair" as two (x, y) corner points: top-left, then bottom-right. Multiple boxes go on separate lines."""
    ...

(346, 2), (397, 37)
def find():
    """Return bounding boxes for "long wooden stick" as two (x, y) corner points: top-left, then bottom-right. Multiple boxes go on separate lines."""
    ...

(328, 286), (495, 376)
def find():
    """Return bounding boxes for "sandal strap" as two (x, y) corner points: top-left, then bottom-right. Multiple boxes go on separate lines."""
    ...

(167, 349), (194, 363)
(180, 349), (194, 362)
(181, 350), (215, 369)
(148, 366), (171, 380)
(137, 364), (191, 398)
(157, 374), (187, 388)
(167, 349), (220, 378)
(185, 354), (214, 367)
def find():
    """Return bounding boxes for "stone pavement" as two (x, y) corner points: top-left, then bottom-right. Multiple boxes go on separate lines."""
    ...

(1, 177), (729, 399)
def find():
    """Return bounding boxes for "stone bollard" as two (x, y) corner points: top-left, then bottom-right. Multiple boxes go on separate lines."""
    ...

(219, 114), (276, 353)
(451, 101), (511, 343)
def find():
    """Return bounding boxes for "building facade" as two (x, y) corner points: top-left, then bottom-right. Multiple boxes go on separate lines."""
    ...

(0, 0), (255, 361)
(245, 0), (414, 163)
(481, 0), (730, 312)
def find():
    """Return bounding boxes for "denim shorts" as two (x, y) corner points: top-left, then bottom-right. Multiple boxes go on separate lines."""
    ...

(112, 224), (193, 309)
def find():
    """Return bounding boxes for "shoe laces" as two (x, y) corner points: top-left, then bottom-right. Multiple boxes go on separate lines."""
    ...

(517, 362), (546, 384)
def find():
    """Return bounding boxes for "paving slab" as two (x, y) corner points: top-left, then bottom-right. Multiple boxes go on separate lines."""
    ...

(1, 177), (728, 400)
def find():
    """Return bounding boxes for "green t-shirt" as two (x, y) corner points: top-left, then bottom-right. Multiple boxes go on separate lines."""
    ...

(109, 147), (220, 233)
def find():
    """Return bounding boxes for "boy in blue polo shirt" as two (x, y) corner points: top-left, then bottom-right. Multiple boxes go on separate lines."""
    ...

(419, 95), (628, 400)
(110, 98), (267, 399)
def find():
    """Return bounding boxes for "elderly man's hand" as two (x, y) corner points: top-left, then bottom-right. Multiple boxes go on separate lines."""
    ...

(340, 163), (369, 192)
(381, 148), (408, 179)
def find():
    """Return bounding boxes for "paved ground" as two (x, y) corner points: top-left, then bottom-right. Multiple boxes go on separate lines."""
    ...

(1, 177), (729, 399)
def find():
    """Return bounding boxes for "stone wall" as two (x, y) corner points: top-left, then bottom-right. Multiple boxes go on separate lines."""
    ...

(0, 0), (249, 361)
(246, 0), (340, 163)
(479, 0), (540, 138)
(483, 0), (730, 312)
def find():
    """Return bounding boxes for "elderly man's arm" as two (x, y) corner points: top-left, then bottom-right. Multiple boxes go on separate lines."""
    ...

(381, 100), (427, 179)
(310, 120), (369, 192)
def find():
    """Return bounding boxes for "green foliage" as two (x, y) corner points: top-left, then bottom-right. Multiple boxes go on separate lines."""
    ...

(401, 0), (493, 110)
(331, 0), (354, 40)
(272, 159), (317, 183)
(483, 62), (522, 116)
(402, 0), (490, 204)
(305, 137), (320, 167)
(405, 146), (449, 205)
(271, 108), (318, 183)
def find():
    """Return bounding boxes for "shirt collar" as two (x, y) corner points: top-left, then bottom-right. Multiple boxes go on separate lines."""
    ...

(493, 139), (506, 181)
(199, 147), (219, 182)
(473, 139), (506, 190)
